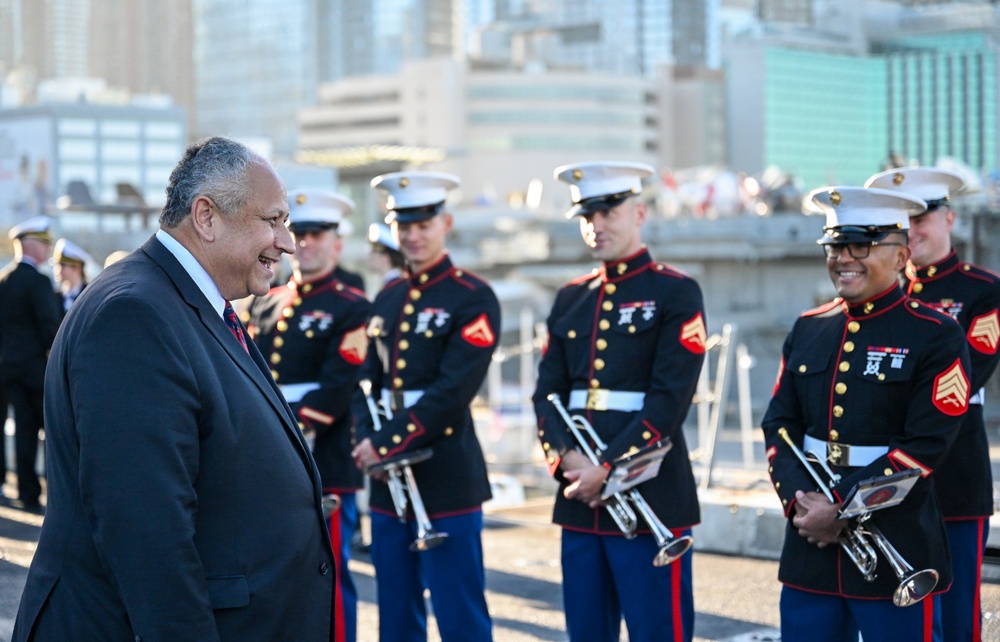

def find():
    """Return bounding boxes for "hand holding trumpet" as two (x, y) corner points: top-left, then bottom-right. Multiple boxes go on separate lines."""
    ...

(792, 490), (846, 547)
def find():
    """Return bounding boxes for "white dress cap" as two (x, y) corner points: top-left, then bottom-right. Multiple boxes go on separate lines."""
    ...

(553, 161), (654, 218)
(806, 186), (926, 244)
(53, 238), (93, 266)
(287, 188), (354, 232)
(864, 167), (964, 211)
(8, 215), (53, 241)
(368, 223), (400, 252)
(370, 172), (460, 223)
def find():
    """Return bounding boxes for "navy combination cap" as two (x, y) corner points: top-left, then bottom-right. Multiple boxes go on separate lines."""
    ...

(287, 188), (354, 234)
(8, 215), (53, 242)
(370, 171), (460, 224)
(53, 238), (93, 266)
(553, 161), (654, 218)
(864, 167), (965, 214)
(806, 186), (926, 245)
(368, 223), (400, 252)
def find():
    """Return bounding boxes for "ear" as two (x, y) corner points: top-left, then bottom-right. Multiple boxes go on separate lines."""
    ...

(894, 243), (911, 271)
(190, 195), (218, 242)
(634, 201), (648, 227)
(441, 213), (454, 235)
(944, 207), (956, 233)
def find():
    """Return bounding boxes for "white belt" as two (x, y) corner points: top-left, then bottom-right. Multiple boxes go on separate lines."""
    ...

(803, 434), (888, 468)
(279, 382), (320, 403)
(381, 389), (425, 411)
(970, 388), (985, 406)
(568, 389), (645, 412)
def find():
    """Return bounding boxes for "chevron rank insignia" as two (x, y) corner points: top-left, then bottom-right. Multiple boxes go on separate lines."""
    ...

(679, 312), (707, 354)
(461, 313), (495, 348)
(968, 310), (999, 354)
(339, 325), (369, 365)
(932, 359), (970, 416)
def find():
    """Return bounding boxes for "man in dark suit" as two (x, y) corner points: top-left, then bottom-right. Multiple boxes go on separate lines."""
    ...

(0, 216), (61, 511)
(13, 137), (337, 641)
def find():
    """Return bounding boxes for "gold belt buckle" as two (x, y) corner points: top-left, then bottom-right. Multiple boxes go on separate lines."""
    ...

(586, 388), (609, 411)
(827, 442), (848, 467)
(390, 391), (406, 412)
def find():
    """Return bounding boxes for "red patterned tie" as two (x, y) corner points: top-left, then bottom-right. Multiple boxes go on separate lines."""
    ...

(223, 301), (249, 354)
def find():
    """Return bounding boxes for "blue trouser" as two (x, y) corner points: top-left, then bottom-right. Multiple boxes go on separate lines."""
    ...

(560, 528), (694, 642)
(370, 509), (492, 642)
(939, 519), (988, 642)
(327, 493), (358, 642)
(780, 585), (942, 642)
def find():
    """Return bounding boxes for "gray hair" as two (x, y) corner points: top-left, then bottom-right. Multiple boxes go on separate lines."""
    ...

(159, 136), (270, 228)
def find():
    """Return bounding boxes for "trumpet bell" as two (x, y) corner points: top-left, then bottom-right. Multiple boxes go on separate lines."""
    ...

(409, 531), (449, 553)
(653, 535), (694, 567)
(892, 568), (939, 607)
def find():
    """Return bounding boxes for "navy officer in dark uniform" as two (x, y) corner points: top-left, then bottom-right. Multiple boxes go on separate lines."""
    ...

(244, 187), (370, 642)
(762, 186), (970, 641)
(533, 161), (706, 642)
(0, 215), (61, 511)
(867, 167), (1000, 642)
(351, 171), (498, 642)
(52, 237), (93, 315)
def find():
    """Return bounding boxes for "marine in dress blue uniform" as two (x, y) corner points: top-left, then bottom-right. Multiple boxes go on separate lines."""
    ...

(352, 172), (497, 642)
(244, 188), (370, 642)
(533, 162), (705, 642)
(762, 186), (971, 642)
(867, 167), (1000, 642)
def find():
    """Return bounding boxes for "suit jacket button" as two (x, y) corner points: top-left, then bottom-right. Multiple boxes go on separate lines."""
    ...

(320, 562), (330, 575)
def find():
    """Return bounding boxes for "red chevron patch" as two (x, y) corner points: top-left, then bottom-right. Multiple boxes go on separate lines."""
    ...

(679, 313), (707, 354)
(461, 313), (495, 348)
(932, 359), (969, 417)
(968, 310), (999, 354)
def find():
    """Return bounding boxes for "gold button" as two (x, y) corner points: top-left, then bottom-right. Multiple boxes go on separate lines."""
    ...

(425, 330), (433, 338)
(393, 377), (403, 388)
(379, 447), (388, 455)
(910, 301), (919, 309)
(336, 283), (344, 291)
(270, 353), (281, 364)
(444, 427), (454, 436)
(392, 435), (402, 444)
(599, 319), (610, 331)
(594, 358), (605, 370)
(399, 339), (409, 350)
(839, 361), (850, 373)
(543, 442), (550, 450)
(835, 382), (847, 394)
(830, 430), (839, 441)
(410, 290), (421, 301)
(420, 273), (429, 283)
(294, 297), (303, 306)
(548, 456), (556, 464)
(848, 321), (860, 333)
(538, 430), (544, 437)
(912, 282), (924, 293)
(642, 431), (651, 439)
(768, 466), (773, 474)
(396, 358), (406, 369)
(617, 263), (627, 275)
(878, 373), (886, 381)
(628, 325), (636, 333)
(628, 446), (639, 454)
(602, 301), (614, 312)
(568, 330), (577, 339)
(404, 304), (415, 314)
(271, 370), (279, 381)
(274, 336), (284, 348)
(843, 341), (854, 353)
(798, 365), (807, 373)
(833, 405), (844, 418)
(927, 266), (937, 277)
(407, 423), (416, 433)
(863, 302), (874, 314)
(884, 468), (893, 476)
(596, 338), (607, 350)
(305, 330), (314, 339)
(455, 270), (464, 277)
(401, 322), (411, 332)
(782, 498), (788, 506)
(277, 320), (287, 332)
(282, 307), (293, 318)
(302, 283), (313, 293)
(605, 283), (616, 295)
(775, 482), (780, 490)
(372, 327), (381, 337)
(590, 379), (601, 388)
(964, 265), (971, 272)
(239, 311), (250, 323)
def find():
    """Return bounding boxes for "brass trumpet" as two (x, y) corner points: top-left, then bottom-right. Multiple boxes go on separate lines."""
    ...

(777, 428), (938, 607)
(359, 379), (448, 552)
(548, 393), (693, 566)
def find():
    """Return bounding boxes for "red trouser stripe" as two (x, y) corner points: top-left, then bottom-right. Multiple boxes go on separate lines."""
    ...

(328, 511), (345, 642)
(671, 556), (683, 641)
(923, 596), (934, 642)
(974, 519), (984, 642)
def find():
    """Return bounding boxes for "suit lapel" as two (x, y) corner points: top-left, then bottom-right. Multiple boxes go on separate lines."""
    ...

(141, 236), (314, 462)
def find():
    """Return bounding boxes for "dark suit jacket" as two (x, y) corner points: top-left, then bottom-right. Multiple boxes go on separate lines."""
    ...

(13, 236), (335, 641)
(0, 261), (61, 389)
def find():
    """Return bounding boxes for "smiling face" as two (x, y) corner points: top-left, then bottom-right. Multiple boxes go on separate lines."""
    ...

(578, 198), (646, 262)
(291, 228), (339, 281)
(907, 205), (954, 268)
(826, 233), (910, 304)
(392, 213), (451, 273)
(209, 162), (294, 299)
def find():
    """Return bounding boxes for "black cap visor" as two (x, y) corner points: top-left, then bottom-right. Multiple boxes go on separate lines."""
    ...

(817, 224), (900, 245)
(385, 201), (445, 224)
(565, 191), (634, 219)
(289, 221), (339, 235)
